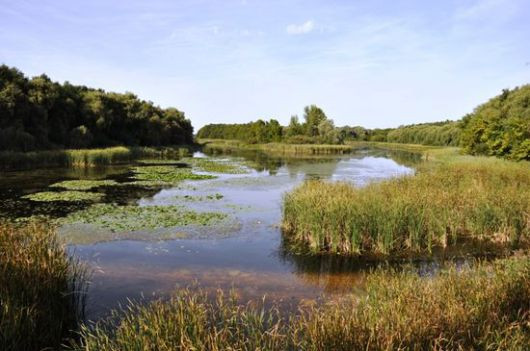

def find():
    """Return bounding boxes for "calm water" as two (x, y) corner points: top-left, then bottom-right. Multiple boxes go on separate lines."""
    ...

(0, 148), (421, 319)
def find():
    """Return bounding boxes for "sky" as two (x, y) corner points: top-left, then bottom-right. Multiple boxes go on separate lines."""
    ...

(1, 0), (529, 130)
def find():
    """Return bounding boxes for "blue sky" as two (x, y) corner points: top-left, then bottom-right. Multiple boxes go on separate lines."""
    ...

(1, 0), (529, 129)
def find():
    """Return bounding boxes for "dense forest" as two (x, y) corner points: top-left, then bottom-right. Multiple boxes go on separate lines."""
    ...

(386, 121), (461, 146)
(460, 85), (530, 160)
(0, 65), (193, 151)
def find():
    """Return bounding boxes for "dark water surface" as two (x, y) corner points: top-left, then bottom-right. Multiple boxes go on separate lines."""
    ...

(0, 148), (422, 319)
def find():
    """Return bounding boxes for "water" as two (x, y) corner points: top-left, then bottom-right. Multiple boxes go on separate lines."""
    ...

(0, 148), (420, 319)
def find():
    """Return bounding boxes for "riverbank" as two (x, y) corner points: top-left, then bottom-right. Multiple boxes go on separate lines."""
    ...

(0, 146), (193, 171)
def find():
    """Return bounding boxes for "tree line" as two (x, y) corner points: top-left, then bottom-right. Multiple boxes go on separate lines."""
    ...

(0, 65), (193, 152)
(198, 85), (529, 160)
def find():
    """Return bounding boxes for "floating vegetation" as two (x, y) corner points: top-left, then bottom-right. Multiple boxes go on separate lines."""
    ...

(23, 191), (103, 202)
(187, 158), (249, 174)
(50, 179), (119, 190)
(132, 166), (216, 184)
(176, 193), (224, 202)
(136, 159), (185, 165)
(63, 203), (227, 232)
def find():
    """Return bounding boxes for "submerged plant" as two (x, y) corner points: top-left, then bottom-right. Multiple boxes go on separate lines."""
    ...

(187, 158), (250, 174)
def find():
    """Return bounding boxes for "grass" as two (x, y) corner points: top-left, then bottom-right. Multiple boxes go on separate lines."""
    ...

(23, 190), (104, 202)
(0, 146), (192, 171)
(283, 153), (530, 257)
(50, 179), (119, 190)
(200, 139), (360, 155)
(0, 222), (88, 351)
(71, 256), (529, 350)
(62, 203), (228, 232)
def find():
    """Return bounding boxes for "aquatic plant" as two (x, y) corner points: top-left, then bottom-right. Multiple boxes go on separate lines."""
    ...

(0, 222), (88, 351)
(72, 256), (529, 350)
(23, 191), (104, 202)
(132, 165), (216, 184)
(63, 203), (227, 232)
(283, 156), (530, 257)
(187, 158), (249, 174)
(50, 179), (119, 190)
(176, 193), (224, 202)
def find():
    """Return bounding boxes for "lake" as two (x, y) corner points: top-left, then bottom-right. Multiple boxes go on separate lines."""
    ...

(0, 147), (420, 319)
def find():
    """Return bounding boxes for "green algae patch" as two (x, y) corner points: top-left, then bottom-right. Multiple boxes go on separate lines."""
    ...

(132, 166), (216, 184)
(187, 158), (249, 174)
(23, 191), (103, 202)
(50, 179), (119, 190)
(62, 203), (227, 232)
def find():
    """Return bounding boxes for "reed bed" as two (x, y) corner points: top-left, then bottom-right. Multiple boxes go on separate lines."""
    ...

(201, 139), (359, 155)
(72, 257), (529, 350)
(0, 222), (88, 351)
(283, 157), (530, 257)
(0, 146), (191, 171)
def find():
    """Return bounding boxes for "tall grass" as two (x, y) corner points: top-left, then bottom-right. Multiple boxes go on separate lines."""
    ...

(283, 157), (530, 257)
(72, 257), (529, 350)
(201, 139), (360, 155)
(0, 222), (88, 351)
(0, 146), (192, 171)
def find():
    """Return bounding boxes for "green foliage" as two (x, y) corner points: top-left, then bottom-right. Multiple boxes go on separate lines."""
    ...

(461, 85), (530, 160)
(0, 65), (193, 151)
(0, 222), (87, 351)
(386, 120), (461, 146)
(283, 157), (530, 257)
(72, 257), (529, 350)
(303, 105), (327, 137)
(196, 119), (283, 144)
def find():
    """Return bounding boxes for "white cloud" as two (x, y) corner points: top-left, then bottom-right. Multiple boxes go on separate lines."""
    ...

(286, 20), (314, 35)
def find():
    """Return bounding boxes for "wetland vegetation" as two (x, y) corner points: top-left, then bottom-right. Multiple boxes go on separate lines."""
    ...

(1, 66), (528, 350)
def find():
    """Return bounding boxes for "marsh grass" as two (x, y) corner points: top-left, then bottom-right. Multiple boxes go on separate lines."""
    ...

(283, 157), (530, 257)
(72, 257), (529, 350)
(0, 146), (192, 171)
(0, 222), (88, 351)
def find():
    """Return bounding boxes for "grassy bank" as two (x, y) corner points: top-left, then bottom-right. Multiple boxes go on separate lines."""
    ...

(0, 222), (88, 351)
(283, 155), (530, 257)
(73, 256), (529, 350)
(0, 146), (192, 171)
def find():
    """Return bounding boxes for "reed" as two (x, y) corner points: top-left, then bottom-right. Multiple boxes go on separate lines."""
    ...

(283, 157), (530, 257)
(72, 257), (529, 350)
(0, 222), (88, 351)
(0, 146), (192, 171)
